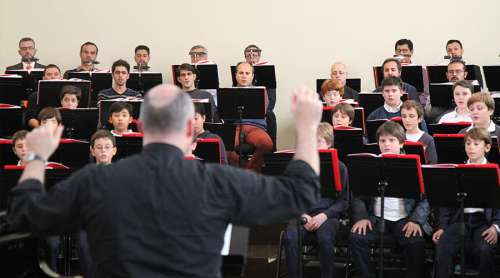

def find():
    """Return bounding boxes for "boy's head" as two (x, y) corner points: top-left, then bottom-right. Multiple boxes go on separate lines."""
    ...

(331, 103), (354, 127)
(193, 103), (206, 136)
(467, 92), (494, 127)
(400, 100), (423, 133)
(12, 130), (29, 164)
(376, 121), (405, 154)
(60, 85), (82, 109)
(452, 80), (473, 110)
(108, 101), (133, 134)
(464, 127), (491, 163)
(317, 122), (334, 149)
(381, 76), (403, 107)
(90, 129), (117, 165)
(38, 107), (62, 132)
(320, 79), (344, 106)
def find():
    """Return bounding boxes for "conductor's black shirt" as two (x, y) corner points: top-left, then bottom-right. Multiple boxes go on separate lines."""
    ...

(8, 143), (320, 278)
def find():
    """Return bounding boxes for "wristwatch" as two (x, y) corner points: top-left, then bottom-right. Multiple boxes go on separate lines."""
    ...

(26, 153), (47, 164)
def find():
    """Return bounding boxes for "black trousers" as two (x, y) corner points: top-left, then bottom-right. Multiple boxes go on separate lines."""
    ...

(349, 217), (426, 278)
(434, 213), (497, 278)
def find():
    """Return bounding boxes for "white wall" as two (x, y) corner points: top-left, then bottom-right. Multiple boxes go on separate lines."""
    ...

(1, 0), (499, 148)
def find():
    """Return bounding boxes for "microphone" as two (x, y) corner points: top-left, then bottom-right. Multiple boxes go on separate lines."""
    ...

(133, 64), (150, 70)
(85, 60), (100, 65)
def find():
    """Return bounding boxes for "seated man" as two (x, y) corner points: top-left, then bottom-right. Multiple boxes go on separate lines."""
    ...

(284, 122), (348, 278)
(133, 45), (151, 71)
(243, 44), (271, 65)
(188, 45), (214, 64)
(98, 59), (141, 101)
(227, 62), (273, 171)
(373, 58), (419, 101)
(59, 85), (82, 109)
(445, 39), (464, 62)
(193, 103), (227, 164)
(6, 37), (45, 70)
(175, 63), (218, 122)
(394, 39), (414, 65)
(330, 62), (359, 100)
(433, 127), (500, 278)
(108, 101), (135, 136)
(368, 77), (428, 132)
(63, 41), (102, 79)
(26, 64), (62, 129)
(349, 121), (430, 278)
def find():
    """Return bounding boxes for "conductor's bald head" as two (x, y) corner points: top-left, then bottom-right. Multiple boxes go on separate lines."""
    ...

(140, 84), (194, 137)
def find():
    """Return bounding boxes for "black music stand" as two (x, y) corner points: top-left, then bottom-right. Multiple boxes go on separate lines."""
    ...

(365, 117), (404, 143)
(217, 87), (266, 166)
(49, 139), (90, 169)
(230, 65), (277, 89)
(98, 99), (142, 129)
(5, 70), (44, 95)
(127, 72), (162, 95)
(0, 76), (25, 105)
(422, 164), (500, 277)
(403, 141), (426, 164)
(37, 80), (92, 108)
(494, 95), (500, 124)
(358, 92), (408, 116)
(427, 65), (482, 86)
(0, 104), (22, 138)
(483, 66), (500, 92)
(172, 64), (219, 90)
(60, 108), (99, 140)
(347, 153), (424, 278)
(67, 72), (112, 106)
(427, 122), (471, 135)
(333, 127), (364, 162)
(193, 138), (222, 164)
(192, 99), (213, 122)
(114, 134), (143, 161)
(429, 83), (481, 108)
(0, 139), (17, 166)
(204, 123), (236, 151)
(316, 78), (361, 93)
(373, 65), (424, 92)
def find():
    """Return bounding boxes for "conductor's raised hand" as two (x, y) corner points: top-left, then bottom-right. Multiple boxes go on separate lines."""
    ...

(291, 86), (323, 131)
(26, 124), (64, 161)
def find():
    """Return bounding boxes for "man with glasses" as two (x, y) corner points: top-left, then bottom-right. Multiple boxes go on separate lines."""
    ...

(6, 37), (45, 70)
(330, 62), (359, 100)
(243, 44), (270, 65)
(394, 39), (414, 65)
(188, 45), (214, 65)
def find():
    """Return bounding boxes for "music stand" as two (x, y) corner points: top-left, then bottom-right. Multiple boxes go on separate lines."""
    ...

(49, 139), (91, 169)
(365, 117), (404, 143)
(127, 72), (162, 95)
(358, 92), (408, 116)
(114, 133), (143, 161)
(193, 138), (222, 164)
(422, 163), (500, 277)
(98, 99), (142, 129)
(0, 139), (17, 166)
(60, 108), (99, 140)
(204, 123), (236, 151)
(0, 75), (25, 105)
(429, 83), (481, 108)
(217, 87), (266, 166)
(483, 66), (500, 92)
(172, 64), (219, 90)
(316, 78), (361, 93)
(403, 141), (426, 164)
(427, 122), (471, 136)
(5, 70), (44, 95)
(230, 65), (277, 89)
(494, 95), (500, 123)
(67, 72), (112, 106)
(347, 153), (424, 278)
(427, 65), (482, 85)
(373, 65), (424, 92)
(37, 80), (92, 108)
(333, 126), (364, 162)
(0, 104), (22, 138)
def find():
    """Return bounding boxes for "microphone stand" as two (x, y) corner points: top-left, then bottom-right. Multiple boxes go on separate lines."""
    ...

(133, 64), (150, 95)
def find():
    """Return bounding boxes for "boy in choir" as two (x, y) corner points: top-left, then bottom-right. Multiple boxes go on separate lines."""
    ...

(284, 122), (349, 278)
(193, 103), (227, 164)
(401, 100), (438, 164)
(458, 92), (500, 137)
(90, 129), (117, 165)
(368, 76), (428, 131)
(59, 85), (81, 109)
(97, 59), (141, 101)
(349, 121), (430, 278)
(331, 103), (354, 127)
(438, 80), (473, 123)
(108, 102), (134, 136)
(320, 79), (344, 107)
(11, 130), (29, 166)
(433, 127), (500, 278)
(38, 107), (61, 133)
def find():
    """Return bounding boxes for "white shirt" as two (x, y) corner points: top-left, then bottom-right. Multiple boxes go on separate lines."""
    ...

(22, 61), (35, 70)
(374, 197), (408, 221)
(465, 121), (496, 133)
(464, 157), (487, 214)
(383, 102), (403, 113)
(438, 108), (472, 124)
(406, 131), (424, 142)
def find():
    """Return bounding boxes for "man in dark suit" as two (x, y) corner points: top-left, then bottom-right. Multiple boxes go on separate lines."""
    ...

(6, 37), (45, 70)
(63, 41), (101, 79)
(330, 62), (359, 100)
(374, 58), (418, 101)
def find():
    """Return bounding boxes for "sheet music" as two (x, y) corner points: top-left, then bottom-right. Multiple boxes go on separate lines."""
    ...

(220, 224), (232, 255)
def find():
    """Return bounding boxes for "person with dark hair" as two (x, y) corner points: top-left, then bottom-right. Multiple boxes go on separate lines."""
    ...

(6, 37), (45, 70)
(438, 80), (473, 123)
(330, 62), (359, 100)
(188, 45), (214, 64)
(175, 63), (218, 122)
(243, 44), (270, 65)
(8, 84), (323, 278)
(446, 39), (464, 60)
(373, 58), (419, 101)
(11, 130), (29, 166)
(394, 39), (414, 64)
(25, 64), (63, 129)
(193, 103), (227, 164)
(98, 60), (141, 101)
(63, 41), (101, 78)
(134, 45), (150, 71)
(349, 121), (430, 278)
(108, 101), (134, 136)
(90, 129), (117, 165)
(59, 85), (82, 109)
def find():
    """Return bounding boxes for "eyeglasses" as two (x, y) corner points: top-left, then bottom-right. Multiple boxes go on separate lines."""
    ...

(189, 51), (207, 57)
(447, 70), (464, 75)
(20, 46), (34, 51)
(94, 145), (114, 151)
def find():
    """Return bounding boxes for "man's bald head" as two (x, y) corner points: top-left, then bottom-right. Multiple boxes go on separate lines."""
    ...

(140, 84), (194, 135)
(330, 62), (347, 85)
